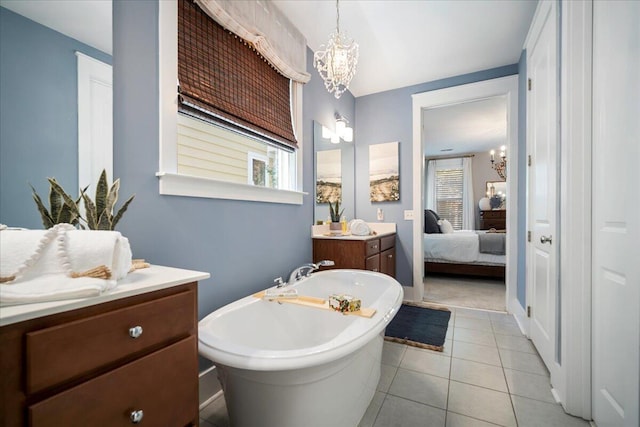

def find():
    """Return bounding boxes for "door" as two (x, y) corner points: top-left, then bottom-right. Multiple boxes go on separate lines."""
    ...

(591, 1), (640, 425)
(526, 0), (558, 374)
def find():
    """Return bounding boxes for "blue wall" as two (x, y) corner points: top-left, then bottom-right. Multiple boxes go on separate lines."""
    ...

(517, 50), (527, 308)
(112, 0), (355, 345)
(0, 7), (111, 228)
(354, 65), (519, 287)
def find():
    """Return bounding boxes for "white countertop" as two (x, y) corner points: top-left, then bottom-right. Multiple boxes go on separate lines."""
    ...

(0, 265), (210, 327)
(311, 222), (396, 240)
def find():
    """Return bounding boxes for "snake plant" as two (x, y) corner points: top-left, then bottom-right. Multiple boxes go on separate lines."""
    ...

(81, 170), (135, 231)
(328, 199), (344, 222)
(30, 179), (83, 229)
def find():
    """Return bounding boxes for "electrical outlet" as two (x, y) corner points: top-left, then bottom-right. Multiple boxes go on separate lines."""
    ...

(404, 210), (414, 220)
(377, 208), (384, 221)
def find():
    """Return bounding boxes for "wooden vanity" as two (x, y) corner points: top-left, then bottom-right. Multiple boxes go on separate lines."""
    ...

(0, 266), (209, 427)
(312, 224), (396, 278)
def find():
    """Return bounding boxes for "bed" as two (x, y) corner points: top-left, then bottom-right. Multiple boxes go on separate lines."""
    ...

(424, 230), (506, 279)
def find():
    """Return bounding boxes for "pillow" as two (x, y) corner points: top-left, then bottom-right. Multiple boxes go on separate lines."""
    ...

(424, 209), (442, 234)
(438, 219), (454, 234)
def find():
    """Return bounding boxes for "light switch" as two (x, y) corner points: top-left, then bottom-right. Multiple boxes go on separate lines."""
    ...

(404, 210), (414, 220)
(377, 208), (384, 221)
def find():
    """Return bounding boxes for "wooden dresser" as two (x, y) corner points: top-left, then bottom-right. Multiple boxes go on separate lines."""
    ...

(312, 233), (396, 278)
(0, 266), (208, 427)
(479, 210), (507, 230)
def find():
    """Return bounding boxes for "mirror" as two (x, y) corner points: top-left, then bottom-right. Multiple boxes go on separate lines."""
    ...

(0, 3), (112, 228)
(313, 120), (355, 223)
(486, 180), (507, 209)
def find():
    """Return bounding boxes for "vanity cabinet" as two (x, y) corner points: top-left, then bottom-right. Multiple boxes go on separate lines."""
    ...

(0, 282), (199, 427)
(313, 234), (396, 278)
(479, 209), (506, 230)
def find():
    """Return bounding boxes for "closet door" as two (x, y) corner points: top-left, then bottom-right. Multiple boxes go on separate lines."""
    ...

(591, 1), (640, 426)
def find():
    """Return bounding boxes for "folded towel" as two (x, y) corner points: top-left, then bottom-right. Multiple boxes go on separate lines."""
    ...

(0, 224), (132, 305)
(349, 219), (371, 236)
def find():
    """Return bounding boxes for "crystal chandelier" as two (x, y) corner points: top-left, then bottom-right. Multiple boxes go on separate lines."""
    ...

(313, 0), (359, 99)
(490, 145), (507, 180)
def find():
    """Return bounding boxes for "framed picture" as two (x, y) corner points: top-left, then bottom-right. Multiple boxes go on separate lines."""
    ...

(248, 152), (267, 186)
(369, 141), (400, 202)
(316, 149), (342, 203)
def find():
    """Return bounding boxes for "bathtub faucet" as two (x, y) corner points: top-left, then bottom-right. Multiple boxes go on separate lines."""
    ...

(282, 260), (335, 287)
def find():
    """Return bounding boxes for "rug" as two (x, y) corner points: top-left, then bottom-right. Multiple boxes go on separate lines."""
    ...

(384, 302), (451, 352)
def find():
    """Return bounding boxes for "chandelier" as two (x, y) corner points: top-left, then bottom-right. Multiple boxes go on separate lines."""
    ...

(313, 0), (359, 99)
(490, 145), (507, 180)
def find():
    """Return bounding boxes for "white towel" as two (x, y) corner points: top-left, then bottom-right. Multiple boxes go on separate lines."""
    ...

(0, 225), (132, 305)
(349, 219), (371, 236)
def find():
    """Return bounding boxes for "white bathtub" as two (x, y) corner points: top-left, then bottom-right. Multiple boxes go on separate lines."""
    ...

(198, 269), (403, 427)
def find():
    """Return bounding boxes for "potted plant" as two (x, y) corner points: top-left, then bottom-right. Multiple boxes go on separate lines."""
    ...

(328, 199), (344, 235)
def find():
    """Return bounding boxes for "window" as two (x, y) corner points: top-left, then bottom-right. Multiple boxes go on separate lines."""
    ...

(435, 160), (464, 230)
(157, 0), (304, 204)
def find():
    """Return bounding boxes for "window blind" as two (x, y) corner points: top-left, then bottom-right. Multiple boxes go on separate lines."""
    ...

(177, 0), (298, 151)
(435, 168), (464, 230)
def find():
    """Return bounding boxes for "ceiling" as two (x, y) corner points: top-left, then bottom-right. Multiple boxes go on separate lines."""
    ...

(0, 0), (112, 54)
(273, 0), (537, 97)
(422, 96), (507, 157)
(3, 0), (535, 156)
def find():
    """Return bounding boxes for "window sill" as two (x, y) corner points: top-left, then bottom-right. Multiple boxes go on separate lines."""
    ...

(156, 172), (305, 205)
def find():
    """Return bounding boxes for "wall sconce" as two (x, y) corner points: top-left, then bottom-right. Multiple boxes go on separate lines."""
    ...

(490, 145), (507, 180)
(322, 114), (353, 144)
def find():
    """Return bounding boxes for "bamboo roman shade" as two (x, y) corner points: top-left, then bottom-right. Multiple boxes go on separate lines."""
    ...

(178, 0), (298, 150)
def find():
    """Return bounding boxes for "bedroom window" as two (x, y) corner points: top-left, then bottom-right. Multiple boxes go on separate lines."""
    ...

(435, 167), (464, 230)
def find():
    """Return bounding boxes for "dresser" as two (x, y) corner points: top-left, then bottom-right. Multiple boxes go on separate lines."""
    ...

(479, 210), (507, 230)
(312, 233), (396, 278)
(0, 266), (209, 427)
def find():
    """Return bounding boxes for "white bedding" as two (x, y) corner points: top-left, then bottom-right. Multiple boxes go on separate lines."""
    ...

(424, 231), (505, 265)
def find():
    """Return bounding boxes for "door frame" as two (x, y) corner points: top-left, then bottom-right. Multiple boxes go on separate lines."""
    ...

(556, 0), (592, 419)
(411, 75), (520, 316)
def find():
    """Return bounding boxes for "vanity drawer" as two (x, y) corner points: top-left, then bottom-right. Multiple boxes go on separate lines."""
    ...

(29, 336), (198, 427)
(365, 239), (381, 257)
(380, 235), (395, 252)
(26, 288), (196, 394)
(365, 255), (380, 273)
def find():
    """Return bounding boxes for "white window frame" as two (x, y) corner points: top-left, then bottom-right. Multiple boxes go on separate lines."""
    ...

(157, 0), (304, 204)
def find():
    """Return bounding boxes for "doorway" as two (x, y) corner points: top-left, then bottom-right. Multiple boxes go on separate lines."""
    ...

(421, 97), (510, 311)
(411, 75), (520, 316)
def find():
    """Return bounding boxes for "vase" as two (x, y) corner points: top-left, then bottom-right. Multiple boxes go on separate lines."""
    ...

(329, 222), (342, 235)
(479, 197), (491, 211)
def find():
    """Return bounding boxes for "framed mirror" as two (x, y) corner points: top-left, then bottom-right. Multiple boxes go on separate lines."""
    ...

(486, 180), (507, 209)
(313, 120), (354, 223)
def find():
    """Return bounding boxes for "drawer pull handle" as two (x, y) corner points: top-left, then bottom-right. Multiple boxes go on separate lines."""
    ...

(388, 254), (393, 259)
(129, 326), (143, 339)
(130, 409), (144, 423)
(373, 268), (378, 272)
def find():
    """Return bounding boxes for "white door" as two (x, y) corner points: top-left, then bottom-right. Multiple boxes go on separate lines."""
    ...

(526, 0), (558, 374)
(592, 1), (640, 426)
(77, 52), (113, 192)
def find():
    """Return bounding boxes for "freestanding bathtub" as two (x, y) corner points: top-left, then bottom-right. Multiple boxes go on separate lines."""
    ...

(198, 269), (403, 427)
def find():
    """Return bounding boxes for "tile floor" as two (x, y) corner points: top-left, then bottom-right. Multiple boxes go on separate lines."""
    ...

(199, 306), (591, 427)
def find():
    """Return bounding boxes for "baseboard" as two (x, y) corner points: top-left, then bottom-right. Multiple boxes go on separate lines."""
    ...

(509, 298), (529, 337)
(199, 365), (223, 410)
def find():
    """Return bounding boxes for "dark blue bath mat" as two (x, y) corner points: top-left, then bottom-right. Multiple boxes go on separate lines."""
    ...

(384, 303), (451, 352)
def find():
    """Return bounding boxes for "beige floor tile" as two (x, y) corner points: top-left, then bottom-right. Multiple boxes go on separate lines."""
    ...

(448, 381), (516, 427)
(498, 348), (549, 376)
(511, 395), (591, 426)
(495, 333), (536, 354)
(388, 368), (449, 409)
(378, 363), (398, 392)
(400, 346), (451, 378)
(450, 358), (508, 392)
(358, 391), (386, 427)
(504, 368), (555, 403)
(373, 394), (446, 427)
(446, 412), (504, 427)
(454, 327), (497, 347)
(452, 341), (502, 366)
(455, 316), (494, 332)
(382, 341), (406, 366)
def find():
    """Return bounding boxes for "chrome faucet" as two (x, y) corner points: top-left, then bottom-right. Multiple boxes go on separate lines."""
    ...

(280, 260), (335, 287)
